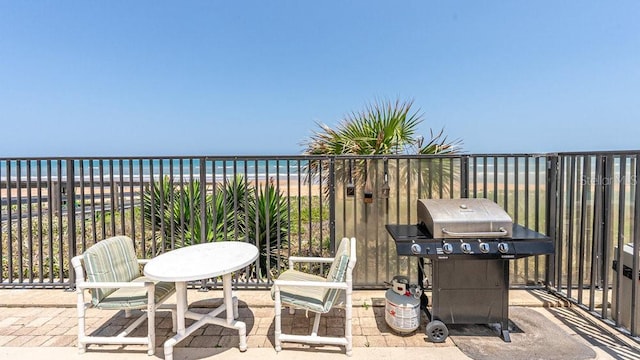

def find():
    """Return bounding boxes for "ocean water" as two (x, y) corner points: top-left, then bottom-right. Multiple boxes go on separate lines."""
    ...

(0, 158), (310, 182)
(0, 155), (632, 185)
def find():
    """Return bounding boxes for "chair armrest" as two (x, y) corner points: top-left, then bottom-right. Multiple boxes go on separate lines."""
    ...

(273, 279), (348, 290)
(137, 259), (151, 265)
(288, 256), (334, 269)
(77, 281), (153, 290)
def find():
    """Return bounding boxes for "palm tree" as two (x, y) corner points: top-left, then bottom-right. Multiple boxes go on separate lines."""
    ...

(302, 98), (462, 192)
(303, 99), (427, 156)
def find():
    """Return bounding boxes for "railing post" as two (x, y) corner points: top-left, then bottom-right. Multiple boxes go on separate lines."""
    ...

(460, 155), (470, 198)
(66, 159), (77, 290)
(199, 157), (207, 245)
(631, 155), (640, 336)
(600, 155), (614, 318)
(329, 156), (336, 252)
(588, 155), (605, 310)
(545, 154), (559, 289)
(51, 181), (65, 216)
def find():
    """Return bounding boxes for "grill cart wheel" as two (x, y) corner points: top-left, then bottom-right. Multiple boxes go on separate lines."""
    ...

(426, 320), (448, 343)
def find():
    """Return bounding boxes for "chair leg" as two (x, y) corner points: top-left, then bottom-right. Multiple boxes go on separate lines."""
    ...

(346, 285), (353, 356)
(171, 305), (177, 332)
(147, 287), (156, 356)
(76, 291), (87, 354)
(274, 287), (282, 352)
(311, 313), (321, 336)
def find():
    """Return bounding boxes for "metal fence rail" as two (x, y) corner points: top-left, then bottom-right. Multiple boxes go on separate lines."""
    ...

(2, 152), (640, 338)
(551, 151), (640, 337)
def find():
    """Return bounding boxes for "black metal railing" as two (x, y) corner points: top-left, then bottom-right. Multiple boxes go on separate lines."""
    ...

(551, 152), (640, 337)
(2, 151), (640, 337)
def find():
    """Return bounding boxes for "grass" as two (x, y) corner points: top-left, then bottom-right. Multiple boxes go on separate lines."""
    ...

(1, 195), (330, 282)
(1, 185), (632, 289)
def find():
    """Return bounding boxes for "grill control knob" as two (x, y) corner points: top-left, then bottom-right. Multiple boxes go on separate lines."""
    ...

(498, 242), (509, 254)
(479, 242), (491, 253)
(461, 243), (472, 254)
(411, 243), (422, 255)
(442, 243), (453, 254)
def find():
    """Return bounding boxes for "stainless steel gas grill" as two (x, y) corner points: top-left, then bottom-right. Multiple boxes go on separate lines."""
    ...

(385, 198), (554, 343)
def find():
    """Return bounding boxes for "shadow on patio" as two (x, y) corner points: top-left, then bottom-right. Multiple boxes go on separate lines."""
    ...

(1, 289), (640, 359)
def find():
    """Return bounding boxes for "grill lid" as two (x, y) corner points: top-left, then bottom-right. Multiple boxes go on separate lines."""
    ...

(417, 198), (513, 239)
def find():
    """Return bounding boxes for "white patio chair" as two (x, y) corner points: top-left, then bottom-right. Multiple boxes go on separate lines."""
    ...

(272, 237), (357, 356)
(71, 235), (177, 355)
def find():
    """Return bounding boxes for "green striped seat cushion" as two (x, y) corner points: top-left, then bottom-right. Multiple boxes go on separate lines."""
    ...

(273, 270), (330, 313)
(96, 276), (175, 310)
(273, 238), (351, 313)
(322, 238), (350, 309)
(83, 235), (175, 309)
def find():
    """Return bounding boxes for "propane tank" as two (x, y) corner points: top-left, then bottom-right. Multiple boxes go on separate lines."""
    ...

(384, 276), (421, 334)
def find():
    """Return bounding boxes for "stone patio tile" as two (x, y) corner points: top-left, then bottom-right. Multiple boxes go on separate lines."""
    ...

(326, 317), (343, 327)
(354, 307), (374, 318)
(157, 316), (175, 330)
(64, 327), (78, 336)
(23, 335), (51, 347)
(350, 325), (363, 336)
(203, 325), (224, 336)
(256, 324), (274, 336)
(29, 324), (66, 336)
(383, 333), (407, 347)
(325, 327), (345, 337)
(252, 308), (274, 318)
(0, 335), (17, 346)
(246, 335), (269, 348)
(4, 335), (35, 346)
(188, 335), (220, 348)
(41, 335), (77, 348)
(0, 317), (21, 327)
(361, 327), (381, 336)
(221, 327), (240, 336)
(364, 335), (387, 347)
(217, 335), (240, 348)
(403, 332), (430, 346)
(351, 335), (369, 347)
(93, 324), (124, 337)
(0, 325), (21, 336)
(13, 326), (36, 336)
(358, 316), (378, 327)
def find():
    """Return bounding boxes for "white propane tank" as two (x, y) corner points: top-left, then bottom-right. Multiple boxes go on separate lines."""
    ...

(384, 288), (421, 334)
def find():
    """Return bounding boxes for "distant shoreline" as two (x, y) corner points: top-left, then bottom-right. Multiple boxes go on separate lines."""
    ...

(0, 178), (322, 205)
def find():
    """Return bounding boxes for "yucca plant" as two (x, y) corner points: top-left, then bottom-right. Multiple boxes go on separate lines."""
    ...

(143, 175), (290, 277)
(246, 181), (289, 277)
(142, 177), (236, 251)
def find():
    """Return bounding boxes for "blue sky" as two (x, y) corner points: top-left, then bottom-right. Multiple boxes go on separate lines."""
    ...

(1, 1), (638, 157)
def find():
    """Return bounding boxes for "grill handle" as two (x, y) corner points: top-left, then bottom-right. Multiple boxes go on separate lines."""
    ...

(441, 227), (509, 238)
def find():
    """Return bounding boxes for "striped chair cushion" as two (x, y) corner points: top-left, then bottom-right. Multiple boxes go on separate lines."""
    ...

(273, 238), (351, 313)
(321, 238), (351, 310)
(273, 270), (329, 313)
(83, 236), (144, 306)
(96, 277), (176, 310)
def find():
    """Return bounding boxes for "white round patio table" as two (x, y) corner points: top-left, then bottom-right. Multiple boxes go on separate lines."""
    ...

(144, 241), (259, 360)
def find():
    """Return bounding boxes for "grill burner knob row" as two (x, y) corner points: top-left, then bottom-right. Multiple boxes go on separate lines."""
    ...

(442, 243), (453, 254)
(460, 243), (472, 254)
(479, 243), (491, 253)
(410, 243), (422, 255)
(498, 242), (509, 254)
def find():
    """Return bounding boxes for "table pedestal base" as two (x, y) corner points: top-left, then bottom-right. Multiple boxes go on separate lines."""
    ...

(164, 274), (246, 360)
